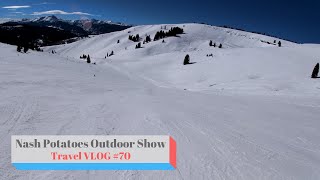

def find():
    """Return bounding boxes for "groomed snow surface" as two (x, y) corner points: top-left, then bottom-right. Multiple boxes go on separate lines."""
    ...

(1, 23), (320, 180)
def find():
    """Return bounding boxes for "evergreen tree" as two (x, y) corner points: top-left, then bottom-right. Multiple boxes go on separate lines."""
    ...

(17, 45), (22, 52)
(154, 32), (160, 41)
(23, 45), (29, 53)
(183, 54), (190, 65)
(311, 63), (319, 78)
(117, 40), (120, 43)
(145, 35), (151, 43)
(136, 42), (141, 49)
(278, 41), (282, 47)
(219, 44), (222, 48)
(87, 55), (91, 63)
(213, 43), (216, 47)
(209, 40), (213, 46)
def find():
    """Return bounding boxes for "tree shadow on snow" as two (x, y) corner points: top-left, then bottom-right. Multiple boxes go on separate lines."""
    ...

(185, 62), (196, 65)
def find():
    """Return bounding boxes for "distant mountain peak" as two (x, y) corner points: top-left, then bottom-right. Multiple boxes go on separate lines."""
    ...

(32, 15), (60, 22)
(44, 15), (59, 21)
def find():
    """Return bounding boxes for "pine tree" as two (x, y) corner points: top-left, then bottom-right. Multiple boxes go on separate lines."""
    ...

(17, 45), (22, 52)
(183, 54), (190, 65)
(24, 45), (29, 53)
(311, 63), (319, 78)
(278, 41), (282, 47)
(136, 42), (141, 49)
(209, 40), (212, 46)
(213, 43), (216, 47)
(154, 32), (160, 41)
(219, 44), (222, 48)
(117, 40), (120, 43)
(87, 55), (91, 63)
(145, 35), (151, 43)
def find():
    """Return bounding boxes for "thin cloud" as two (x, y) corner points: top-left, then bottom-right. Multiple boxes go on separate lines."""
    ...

(34, 2), (56, 5)
(2, 5), (31, 9)
(31, 10), (93, 16)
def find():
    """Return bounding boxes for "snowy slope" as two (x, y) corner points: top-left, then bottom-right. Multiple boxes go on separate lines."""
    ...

(46, 24), (319, 96)
(1, 23), (320, 180)
(48, 23), (296, 58)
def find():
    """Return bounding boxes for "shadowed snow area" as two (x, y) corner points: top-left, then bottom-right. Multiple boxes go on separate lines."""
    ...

(1, 24), (320, 180)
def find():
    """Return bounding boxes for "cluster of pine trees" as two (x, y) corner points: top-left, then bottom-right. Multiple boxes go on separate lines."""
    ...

(80, 54), (88, 59)
(273, 40), (282, 47)
(80, 54), (91, 63)
(154, 27), (184, 41)
(143, 35), (151, 44)
(105, 51), (114, 58)
(16, 43), (42, 53)
(209, 41), (222, 48)
(135, 42), (142, 49)
(16, 45), (28, 53)
(129, 34), (140, 42)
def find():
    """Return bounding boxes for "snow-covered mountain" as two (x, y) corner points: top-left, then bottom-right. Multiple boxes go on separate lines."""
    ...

(0, 16), (131, 47)
(1, 23), (320, 180)
(13, 15), (131, 35)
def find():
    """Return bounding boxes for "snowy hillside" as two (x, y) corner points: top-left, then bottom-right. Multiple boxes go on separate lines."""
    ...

(47, 24), (319, 96)
(1, 23), (320, 180)
(49, 23), (296, 57)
